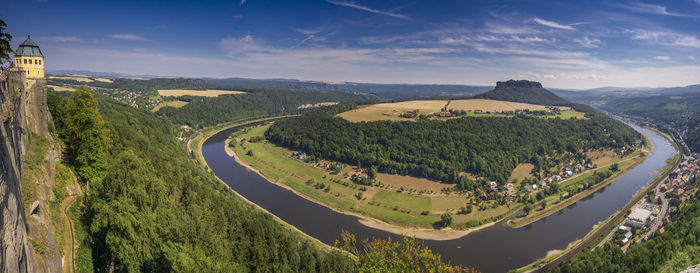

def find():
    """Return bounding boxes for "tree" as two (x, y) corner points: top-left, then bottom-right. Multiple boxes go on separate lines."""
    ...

(0, 19), (12, 68)
(440, 212), (453, 228)
(368, 166), (378, 180)
(335, 230), (477, 273)
(64, 86), (109, 186)
(523, 204), (533, 215)
(610, 162), (619, 172)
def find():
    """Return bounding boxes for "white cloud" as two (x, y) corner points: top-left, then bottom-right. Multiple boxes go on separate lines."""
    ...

(239, 0), (246, 6)
(533, 18), (574, 30)
(107, 34), (149, 41)
(574, 36), (601, 48)
(34, 36), (81, 42)
(621, 2), (700, 18)
(232, 15), (244, 19)
(653, 56), (670, 61)
(290, 27), (323, 36)
(630, 30), (700, 48)
(325, 0), (411, 20)
(690, 56), (698, 62)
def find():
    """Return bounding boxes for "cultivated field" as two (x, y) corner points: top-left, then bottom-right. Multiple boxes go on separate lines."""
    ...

(47, 85), (75, 92)
(337, 99), (583, 122)
(152, 100), (189, 112)
(376, 173), (453, 192)
(337, 100), (447, 122)
(157, 89), (246, 97)
(449, 99), (559, 112)
(48, 76), (94, 82)
(48, 74), (113, 83)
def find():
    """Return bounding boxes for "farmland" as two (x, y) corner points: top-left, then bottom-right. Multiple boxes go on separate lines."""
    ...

(230, 123), (516, 230)
(152, 100), (189, 112)
(157, 89), (246, 97)
(336, 98), (584, 122)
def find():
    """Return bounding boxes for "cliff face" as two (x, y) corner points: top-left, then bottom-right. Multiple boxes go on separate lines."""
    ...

(1, 68), (61, 273)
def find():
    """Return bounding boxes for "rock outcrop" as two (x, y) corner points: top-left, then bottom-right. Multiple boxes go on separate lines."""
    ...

(1, 68), (61, 273)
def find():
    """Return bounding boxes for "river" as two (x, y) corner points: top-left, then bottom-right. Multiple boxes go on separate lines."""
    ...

(202, 123), (674, 273)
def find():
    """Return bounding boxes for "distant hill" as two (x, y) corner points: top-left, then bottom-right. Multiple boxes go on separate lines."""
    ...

(205, 77), (491, 99)
(474, 80), (571, 106)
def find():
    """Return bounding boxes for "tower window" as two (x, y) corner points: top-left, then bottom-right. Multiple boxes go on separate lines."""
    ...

(23, 59), (27, 64)
(27, 70), (30, 75)
(37, 71), (40, 75)
(38, 60), (41, 65)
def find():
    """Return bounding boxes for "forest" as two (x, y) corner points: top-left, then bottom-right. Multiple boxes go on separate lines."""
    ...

(548, 186), (700, 273)
(601, 93), (700, 153)
(49, 77), (213, 92)
(48, 88), (472, 273)
(266, 103), (641, 185)
(156, 89), (378, 127)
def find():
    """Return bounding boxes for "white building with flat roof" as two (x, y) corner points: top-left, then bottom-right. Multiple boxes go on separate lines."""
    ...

(625, 207), (653, 228)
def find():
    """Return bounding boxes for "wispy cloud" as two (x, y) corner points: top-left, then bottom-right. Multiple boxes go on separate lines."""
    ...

(654, 56), (670, 61)
(325, 0), (411, 20)
(35, 36), (81, 42)
(533, 18), (574, 30)
(108, 34), (149, 41)
(621, 2), (700, 18)
(291, 27), (323, 36)
(574, 36), (601, 48)
(232, 15), (244, 19)
(630, 30), (700, 48)
(239, 0), (246, 6)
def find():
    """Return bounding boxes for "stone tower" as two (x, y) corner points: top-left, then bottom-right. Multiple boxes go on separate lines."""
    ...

(13, 36), (44, 79)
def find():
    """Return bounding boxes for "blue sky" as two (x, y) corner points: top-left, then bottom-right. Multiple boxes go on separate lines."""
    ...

(2, 0), (700, 89)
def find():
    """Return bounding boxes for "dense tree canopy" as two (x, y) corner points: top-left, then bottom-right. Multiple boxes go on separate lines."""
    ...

(62, 86), (109, 184)
(0, 19), (11, 67)
(601, 93), (700, 153)
(267, 104), (641, 184)
(157, 89), (377, 127)
(49, 90), (476, 273)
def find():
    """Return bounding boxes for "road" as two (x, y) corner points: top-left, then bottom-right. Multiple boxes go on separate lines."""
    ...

(61, 194), (78, 273)
(533, 129), (683, 272)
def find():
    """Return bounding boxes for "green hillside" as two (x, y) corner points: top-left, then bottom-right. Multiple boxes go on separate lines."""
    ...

(474, 80), (572, 106)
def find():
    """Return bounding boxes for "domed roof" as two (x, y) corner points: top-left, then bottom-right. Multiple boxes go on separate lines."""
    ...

(15, 36), (43, 57)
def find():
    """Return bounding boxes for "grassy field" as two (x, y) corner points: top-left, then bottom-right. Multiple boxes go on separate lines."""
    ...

(48, 85), (75, 92)
(337, 99), (584, 122)
(509, 163), (535, 181)
(232, 123), (514, 228)
(376, 173), (452, 192)
(157, 89), (246, 97)
(152, 100), (189, 112)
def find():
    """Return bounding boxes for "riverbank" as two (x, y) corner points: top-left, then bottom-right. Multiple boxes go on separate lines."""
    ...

(508, 136), (651, 228)
(225, 128), (489, 240)
(190, 117), (338, 253)
(511, 126), (682, 273)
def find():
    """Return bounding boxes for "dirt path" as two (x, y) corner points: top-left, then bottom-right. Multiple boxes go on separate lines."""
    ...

(60, 194), (78, 273)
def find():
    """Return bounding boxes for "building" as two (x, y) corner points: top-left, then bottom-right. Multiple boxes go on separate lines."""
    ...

(625, 207), (653, 228)
(14, 36), (44, 78)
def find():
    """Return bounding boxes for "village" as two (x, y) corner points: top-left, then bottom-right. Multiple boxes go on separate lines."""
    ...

(599, 155), (699, 250)
(398, 106), (563, 119)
